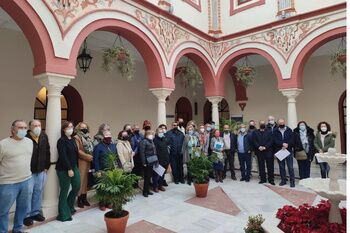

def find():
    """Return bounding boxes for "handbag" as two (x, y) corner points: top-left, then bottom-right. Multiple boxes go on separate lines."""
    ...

(146, 155), (158, 166)
(295, 150), (308, 160)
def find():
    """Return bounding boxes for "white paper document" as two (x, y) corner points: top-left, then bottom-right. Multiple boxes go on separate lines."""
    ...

(153, 164), (166, 176)
(274, 149), (290, 161)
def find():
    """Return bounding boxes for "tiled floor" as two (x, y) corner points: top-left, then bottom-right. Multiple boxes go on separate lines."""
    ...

(25, 170), (347, 233)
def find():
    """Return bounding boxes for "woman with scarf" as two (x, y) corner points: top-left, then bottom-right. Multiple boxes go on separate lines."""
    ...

(293, 121), (315, 179)
(198, 124), (210, 155)
(182, 125), (200, 185)
(74, 122), (94, 208)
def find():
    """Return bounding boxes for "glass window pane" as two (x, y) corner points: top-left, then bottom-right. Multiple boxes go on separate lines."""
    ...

(61, 110), (67, 119)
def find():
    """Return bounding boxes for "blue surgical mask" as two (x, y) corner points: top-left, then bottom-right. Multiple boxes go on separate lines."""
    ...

(206, 127), (211, 132)
(240, 128), (246, 133)
(299, 125), (306, 131)
(17, 129), (27, 139)
(158, 133), (164, 138)
(188, 130), (193, 135)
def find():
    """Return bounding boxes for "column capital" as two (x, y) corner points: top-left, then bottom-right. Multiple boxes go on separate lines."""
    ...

(280, 88), (303, 99)
(35, 73), (74, 96)
(150, 88), (173, 102)
(207, 96), (224, 105)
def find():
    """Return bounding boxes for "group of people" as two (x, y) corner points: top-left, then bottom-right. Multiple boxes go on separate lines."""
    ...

(0, 116), (336, 233)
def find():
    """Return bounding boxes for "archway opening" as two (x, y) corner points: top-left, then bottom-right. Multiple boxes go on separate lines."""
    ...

(175, 97), (193, 125)
(203, 98), (230, 124)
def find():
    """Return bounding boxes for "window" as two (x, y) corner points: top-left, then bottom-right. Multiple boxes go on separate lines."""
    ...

(238, 0), (252, 5)
(276, 0), (296, 18)
(230, 0), (265, 16)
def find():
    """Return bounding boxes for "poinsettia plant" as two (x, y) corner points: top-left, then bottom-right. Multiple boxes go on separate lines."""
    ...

(330, 48), (346, 79)
(276, 200), (346, 233)
(102, 45), (135, 80)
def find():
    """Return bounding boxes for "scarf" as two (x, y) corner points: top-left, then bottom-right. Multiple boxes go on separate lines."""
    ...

(299, 130), (309, 153)
(77, 132), (94, 154)
(199, 133), (206, 146)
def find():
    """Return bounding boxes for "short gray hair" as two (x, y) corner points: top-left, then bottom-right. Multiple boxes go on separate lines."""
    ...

(11, 120), (26, 130)
(29, 119), (41, 127)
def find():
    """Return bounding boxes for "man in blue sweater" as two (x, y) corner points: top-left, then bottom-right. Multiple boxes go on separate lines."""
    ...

(273, 119), (295, 187)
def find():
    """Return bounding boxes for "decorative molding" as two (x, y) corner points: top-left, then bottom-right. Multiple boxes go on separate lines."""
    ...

(230, 0), (265, 16)
(183, 0), (202, 12)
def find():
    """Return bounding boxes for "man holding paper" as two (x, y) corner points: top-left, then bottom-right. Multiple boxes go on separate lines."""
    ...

(273, 119), (295, 188)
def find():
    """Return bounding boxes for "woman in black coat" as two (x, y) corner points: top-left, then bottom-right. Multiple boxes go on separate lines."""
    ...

(153, 127), (170, 192)
(293, 121), (315, 179)
(139, 131), (158, 197)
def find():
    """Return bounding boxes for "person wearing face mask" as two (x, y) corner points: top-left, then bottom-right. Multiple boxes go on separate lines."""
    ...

(93, 123), (112, 146)
(236, 124), (252, 182)
(314, 122), (336, 178)
(210, 130), (225, 183)
(131, 125), (144, 177)
(142, 120), (152, 133)
(167, 122), (185, 184)
(177, 118), (186, 135)
(198, 124), (210, 155)
(22, 120), (51, 226)
(273, 119), (295, 187)
(221, 124), (237, 180)
(0, 120), (33, 233)
(117, 130), (134, 174)
(73, 122), (94, 209)
(153, 127), (170, 192)
(123, 124), (133, 143)
(93, 131), (118, 210)
(139, 131), (158, 197)
(56, 121), (81, 221)
(252, 121), (275, 185)
(293, 121), (315, 180)
(247, 120), (258, 178)
(182, 125), (200, 185)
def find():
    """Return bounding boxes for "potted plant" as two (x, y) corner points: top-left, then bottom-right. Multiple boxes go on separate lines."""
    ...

(176, 62), (203, 88)
(93, 154), (139, 233)
(102, 46), (135, 80)
(330, 48), (346, 78)
(244, 214), (265, 233)
(236, 65), (256, 88)
(187, 154), (213, 198)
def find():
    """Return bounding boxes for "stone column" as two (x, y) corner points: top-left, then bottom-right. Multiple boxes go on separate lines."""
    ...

(150, 88), (173, 127)
(207, 96), (223, 129)
(35, 73), (73, 218)
(280, 88), (302, 129)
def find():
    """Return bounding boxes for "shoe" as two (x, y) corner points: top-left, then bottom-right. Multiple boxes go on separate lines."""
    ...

(153, 187), (159, 193)
(32, 214), (45, 222)
(71, 208), (77, 215)
(23, 217), (33, 226)
(158, 186), (166, 191)
(231, 174), (237, 180)
(82, 194), (91, 207)
(180, 180), (185, 184)
(163, 180), (169, 187)
(187, 180), (192, 186)
(174, 181), (179, 184)
(147, 191), (154, 195)
(259, 180), (266, 184)
(240, 178), (245, 181)
(290, 182), (295, 188)
(245, 179), (250, 182)
(279, 181), (287, 186)
(143, 193), (148, 198)
(269, 181), (276, 186)
(77, 196), (84, 208)
(99, 205), (106, 211)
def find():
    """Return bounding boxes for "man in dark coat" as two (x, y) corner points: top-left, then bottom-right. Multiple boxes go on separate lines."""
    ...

(153, 127), (170, 191)
(24, 120), (51, 226)
(252, 120), (275, 185)
(273, 118), (295, 187)
(167, 122), (185, 184)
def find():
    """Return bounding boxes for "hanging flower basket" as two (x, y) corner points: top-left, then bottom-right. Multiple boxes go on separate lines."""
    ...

(330, 49), (346, 79)
(236, 65), (256, 88)
(176, 64), (203, 89)
(102, 46), (135, 81)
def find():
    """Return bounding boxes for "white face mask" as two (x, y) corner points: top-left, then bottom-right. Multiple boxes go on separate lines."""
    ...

(240, 128), (246, 133)
(269, 120), (275, 125)
(321, 127), (328, 132)
(147, 135), (154, 140)
(32, 127), (41, 137)
(65, 128), (73, 137)
(200, 128), (205, 133)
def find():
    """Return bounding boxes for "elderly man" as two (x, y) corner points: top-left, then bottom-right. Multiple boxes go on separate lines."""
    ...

(236, 124), (252, 182)
(0, 120), (33, 233)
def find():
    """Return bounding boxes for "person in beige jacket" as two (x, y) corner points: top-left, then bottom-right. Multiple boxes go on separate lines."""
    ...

(74, 122), (94, 208)
(117, 130), (135, 173)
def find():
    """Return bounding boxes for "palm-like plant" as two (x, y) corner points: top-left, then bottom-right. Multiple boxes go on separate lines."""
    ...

(187, 154), (213, 184)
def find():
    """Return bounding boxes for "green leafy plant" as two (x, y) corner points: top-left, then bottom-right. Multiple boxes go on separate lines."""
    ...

(330, 48), (346, 79)
(219, 118), (242, 133)
(102, 46), (135, 80)
(187, 154), (213, 184)
(93, 154), (140, 217)
(236, 65), (257, 88)
(244, 214), (265, 233)
(176, 60), (203, 89)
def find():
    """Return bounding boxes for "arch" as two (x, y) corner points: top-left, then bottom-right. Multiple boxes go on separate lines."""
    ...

(203, 98), (230, 124)
(61, 85), (84, 126)
(172, 47), (218, 96)
(290, 26), (346, 89)
(0, 0), (68, 76)
(338, 90), (346, 154)
(175, 97), (193, 125)
(216, 48), (283, 94)
(69, 18), (173, 89)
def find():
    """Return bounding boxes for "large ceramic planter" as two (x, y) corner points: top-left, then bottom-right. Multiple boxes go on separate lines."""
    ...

(194, 182), (209, 198)
(104, 210), (129, 233)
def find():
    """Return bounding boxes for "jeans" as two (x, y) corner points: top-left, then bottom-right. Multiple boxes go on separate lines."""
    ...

(278, 153), (295, 183)
(319, 162), (330, 178)
(0, 179), (31, 233)
(297, 160), (311, 179)
(238, 152), (252, 180)
(27, 171), (47, 217)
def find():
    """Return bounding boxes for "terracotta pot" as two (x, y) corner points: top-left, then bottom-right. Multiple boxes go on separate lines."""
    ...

(194, 182), (209, 198)
(117, 51), (127, 61)
(241, 67), (252, 75)
(104, 210), (129, 233)
(337, 54), (346, 64)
